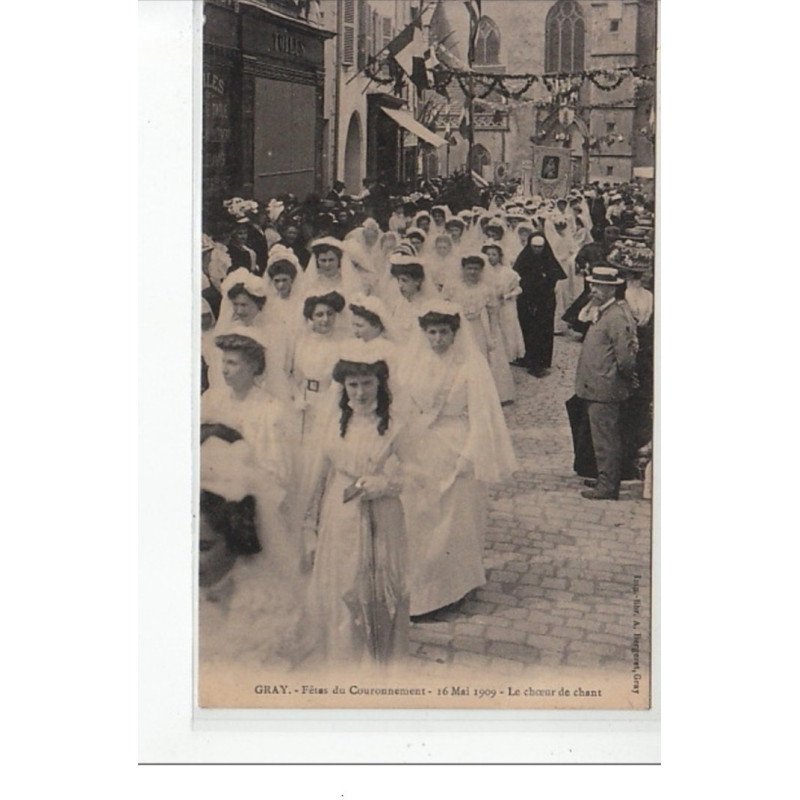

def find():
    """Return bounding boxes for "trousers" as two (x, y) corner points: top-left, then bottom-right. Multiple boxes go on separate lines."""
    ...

(586, 400), (623, 496)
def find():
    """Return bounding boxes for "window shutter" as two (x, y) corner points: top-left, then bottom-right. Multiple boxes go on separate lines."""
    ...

(372, 10), (379, 57)
(342, 0), (355, 66)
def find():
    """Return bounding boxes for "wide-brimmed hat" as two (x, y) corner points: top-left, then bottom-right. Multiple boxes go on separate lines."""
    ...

(586, 266), (625, 285)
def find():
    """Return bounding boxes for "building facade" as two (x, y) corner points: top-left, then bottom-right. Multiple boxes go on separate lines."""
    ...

(431, 0), (656, 185)
(325, 0), (428, 194)
(202, 0), (657, 229)
(202, 0), (334, 230)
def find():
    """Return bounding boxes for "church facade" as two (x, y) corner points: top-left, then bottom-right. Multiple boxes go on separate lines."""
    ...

(433, 0), (657, 185)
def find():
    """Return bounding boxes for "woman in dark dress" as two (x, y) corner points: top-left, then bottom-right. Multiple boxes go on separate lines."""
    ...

(512, 232), (567, 377)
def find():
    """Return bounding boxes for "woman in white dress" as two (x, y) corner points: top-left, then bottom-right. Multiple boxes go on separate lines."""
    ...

(397, 301), (517, 617)
(443, 217), (467, 261)
(208, 268), (290, 400)
(427, 233), (459, 292)
(481, 243), (525, 364)
(413, 211), (433, 246)
(404, 227), (428, 259)
(430, 205), (449, 237)
(385, 255), (439, 343)
(199, 329), (301, 669)
(344, 218), (384, 295)
(442, 253), (515, 405)
(264, 247), (303, 344)
(291, 291), (348, 440)
(545, 217), (580, 334)
(298, 340), (409, 665)
(295, 237), (365, 308)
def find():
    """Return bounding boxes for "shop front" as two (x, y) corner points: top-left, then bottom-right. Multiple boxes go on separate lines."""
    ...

(203, 0), (333, 230)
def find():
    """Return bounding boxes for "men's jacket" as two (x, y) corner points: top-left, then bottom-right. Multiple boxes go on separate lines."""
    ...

(576, 301), (638, 402)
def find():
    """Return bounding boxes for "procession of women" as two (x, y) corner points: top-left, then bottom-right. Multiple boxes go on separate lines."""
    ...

(198, 179), (655, 673)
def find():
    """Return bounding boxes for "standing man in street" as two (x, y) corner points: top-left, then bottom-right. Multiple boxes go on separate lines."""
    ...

(575, 267), (639, 500)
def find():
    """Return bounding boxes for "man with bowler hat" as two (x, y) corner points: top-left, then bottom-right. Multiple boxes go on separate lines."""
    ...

(575, 266), (639, 500)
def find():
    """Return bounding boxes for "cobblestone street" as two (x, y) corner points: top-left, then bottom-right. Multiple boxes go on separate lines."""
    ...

(409, 334), (653, 675)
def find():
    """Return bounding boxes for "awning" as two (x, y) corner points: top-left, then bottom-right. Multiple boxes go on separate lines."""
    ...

(381, 107), (447, 148)
(634, 166), (655, 179)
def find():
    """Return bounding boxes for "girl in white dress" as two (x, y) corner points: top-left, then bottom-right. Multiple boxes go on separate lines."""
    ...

(298, 340), (409, 665)
(397, 301), (517, 617)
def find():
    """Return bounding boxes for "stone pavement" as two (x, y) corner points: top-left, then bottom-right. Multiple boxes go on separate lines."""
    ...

(409, 333), (653, 675)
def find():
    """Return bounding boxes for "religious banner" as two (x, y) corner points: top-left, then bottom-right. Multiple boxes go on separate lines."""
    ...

(531, 146), (571, 198)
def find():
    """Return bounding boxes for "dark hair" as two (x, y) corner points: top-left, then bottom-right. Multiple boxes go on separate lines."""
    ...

(462, 255), (485, 268)
(227, 283), (267, 310)
(303, 291), (346, 320)
(418, 311), (461, 332)
(311, 244), (342, 259)
(332, 360), (392, 438)
(214, 333), (267, 376)
(267, 259), (298, 280)
(350, 304), (385, 331)
(390, 262), (425, 282)
(445, 218), (465, 230)
(200, 490), (261, 555)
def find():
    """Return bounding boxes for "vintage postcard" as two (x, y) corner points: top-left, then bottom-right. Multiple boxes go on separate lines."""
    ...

(197, 0), (656, 711)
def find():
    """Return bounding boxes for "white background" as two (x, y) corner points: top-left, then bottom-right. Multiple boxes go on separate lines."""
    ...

(1, 0), (794, 790)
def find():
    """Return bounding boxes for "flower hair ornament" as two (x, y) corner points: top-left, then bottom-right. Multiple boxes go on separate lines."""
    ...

(223, 197), (259, 219)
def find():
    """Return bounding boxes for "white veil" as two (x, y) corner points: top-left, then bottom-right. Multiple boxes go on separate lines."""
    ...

(294, 236), (365, 301)
(399, 299), (517, 485)
(208, 270), (291, 401)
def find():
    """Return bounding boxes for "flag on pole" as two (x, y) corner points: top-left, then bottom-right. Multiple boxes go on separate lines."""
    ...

(464, 0), (482, 66)
(387, 6), (434, 93)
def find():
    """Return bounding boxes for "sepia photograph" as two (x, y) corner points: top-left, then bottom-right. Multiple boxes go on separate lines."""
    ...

(197, 0), (657, 710)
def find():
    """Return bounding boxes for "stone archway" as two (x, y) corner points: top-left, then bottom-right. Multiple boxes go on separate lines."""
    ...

(343, 112), (363, 194)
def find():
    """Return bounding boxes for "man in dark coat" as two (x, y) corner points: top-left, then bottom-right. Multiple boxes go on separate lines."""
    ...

(575, 266), (639, 500)
(512, 232), (567, 377)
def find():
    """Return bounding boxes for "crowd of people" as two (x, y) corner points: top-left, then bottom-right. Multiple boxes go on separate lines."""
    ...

(198, 174), (655, 670)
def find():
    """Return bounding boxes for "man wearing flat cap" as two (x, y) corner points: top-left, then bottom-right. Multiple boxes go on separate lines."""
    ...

(575, 267), (639, 500)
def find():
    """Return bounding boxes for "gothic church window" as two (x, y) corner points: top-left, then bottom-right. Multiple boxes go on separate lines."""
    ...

(475, 16), (501, 66)
(545, 0), (585, 73)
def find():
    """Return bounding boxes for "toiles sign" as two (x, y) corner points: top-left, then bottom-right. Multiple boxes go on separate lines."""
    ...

(271, 30), (307, 59)
(204, 71), (226, 96)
